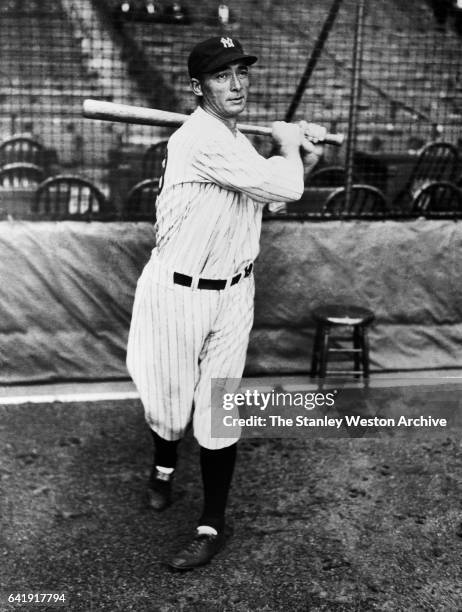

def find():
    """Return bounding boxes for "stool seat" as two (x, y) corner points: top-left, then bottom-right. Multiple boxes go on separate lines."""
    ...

(310, 304), (375, 378)
(312, 305), (375, 326)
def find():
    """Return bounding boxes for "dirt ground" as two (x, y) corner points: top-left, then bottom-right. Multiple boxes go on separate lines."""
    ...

(1, 398), (462, 611)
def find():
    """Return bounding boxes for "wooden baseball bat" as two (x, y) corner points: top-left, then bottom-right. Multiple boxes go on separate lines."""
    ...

(83, 99), (344, 146)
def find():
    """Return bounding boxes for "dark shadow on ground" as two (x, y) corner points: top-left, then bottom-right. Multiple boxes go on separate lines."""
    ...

(1, 399), (462, 611)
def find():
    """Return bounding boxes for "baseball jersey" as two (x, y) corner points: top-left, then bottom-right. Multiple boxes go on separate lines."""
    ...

(127, 105), (305, 448)
(153, 105), (304, 278)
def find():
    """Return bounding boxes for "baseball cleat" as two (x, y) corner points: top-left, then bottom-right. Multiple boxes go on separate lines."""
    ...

(147, 469), (173, 511)
(168, 531), (225, 570)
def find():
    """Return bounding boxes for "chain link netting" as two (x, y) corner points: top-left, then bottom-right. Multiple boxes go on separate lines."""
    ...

(0, 0), (461, 212)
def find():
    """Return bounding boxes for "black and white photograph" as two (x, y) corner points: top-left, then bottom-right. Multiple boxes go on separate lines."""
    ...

(1, 0), (462, 610)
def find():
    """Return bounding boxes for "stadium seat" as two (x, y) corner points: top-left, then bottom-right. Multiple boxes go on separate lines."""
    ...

(0, 162), (45, 189)
(321, 184), (388, 218)
(0, 137), (44, 167)
(114, 1), (190, 23)
(393, 142), (459, 211)
(33, 175), (114, 221)
(163, 2), (190, 23)
(410, 180), (462, 217)
(123, 178), (159, 221)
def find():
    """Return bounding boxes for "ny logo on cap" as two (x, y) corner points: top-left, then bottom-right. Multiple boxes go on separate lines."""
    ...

(220, 37), (234, 48)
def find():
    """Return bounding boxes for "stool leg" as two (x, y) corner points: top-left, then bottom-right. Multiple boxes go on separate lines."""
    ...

(353, 325), (361, 378)
(359, 326), (371, 378)
(310, 324), (321, 377)
(319, 325), (330, 378)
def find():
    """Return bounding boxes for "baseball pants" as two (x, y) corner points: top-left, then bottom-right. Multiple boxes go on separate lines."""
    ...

(126, 251), (255, 450)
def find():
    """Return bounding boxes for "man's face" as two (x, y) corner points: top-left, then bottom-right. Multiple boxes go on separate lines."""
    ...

(192, 61), (250, 120)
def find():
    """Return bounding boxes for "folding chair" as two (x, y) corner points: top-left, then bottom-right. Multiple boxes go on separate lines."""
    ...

(34, 175), (113, 220)
(142, 141), (168, 179)
(123, 178), (159, 221)
(306, 165), (349, 187)
(393, 142), (459, 211)
(0, 163), (45, 189)
(0, 136), (44, 167)
(322, 185), (388, 219)
(410, 181), (462, 218)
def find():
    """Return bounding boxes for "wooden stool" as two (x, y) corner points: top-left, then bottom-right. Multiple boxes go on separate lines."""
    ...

(310, 305), (375, 378)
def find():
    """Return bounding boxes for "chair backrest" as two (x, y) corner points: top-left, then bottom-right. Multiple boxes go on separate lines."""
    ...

(33, 175), (110, 220)
(306, 165), (348, 187)
(322, 184), (388, 218)
(123, 179), (159, 221)
(410, 181), (462, 217)
(0, 162), (45, 189)
(411, 142), (458, 184)
(393, 142), (459, 210)
(0, 137), (44, 167)
(142, 140), (168, 179)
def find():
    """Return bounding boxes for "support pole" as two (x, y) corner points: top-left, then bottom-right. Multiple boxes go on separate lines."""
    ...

(344, 0), (366, 210)
(285, 0), (344, 123)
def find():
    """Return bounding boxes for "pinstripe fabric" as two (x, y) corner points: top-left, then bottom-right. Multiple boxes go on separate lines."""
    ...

(127, 252), (254, 449)
(126, 106), (304, 449)
(155, 106), (304, 277)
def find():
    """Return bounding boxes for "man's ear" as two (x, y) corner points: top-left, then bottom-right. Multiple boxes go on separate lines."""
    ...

(191, 78), (203, 97)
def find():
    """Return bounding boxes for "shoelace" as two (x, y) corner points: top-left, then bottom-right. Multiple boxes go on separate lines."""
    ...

(183, 534), (215, 555)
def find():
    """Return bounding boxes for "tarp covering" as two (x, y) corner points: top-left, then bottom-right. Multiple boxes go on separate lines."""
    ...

(0, 219), (461, 383)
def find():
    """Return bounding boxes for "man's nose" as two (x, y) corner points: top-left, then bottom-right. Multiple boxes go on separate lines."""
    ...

(230, 72), (242, 90)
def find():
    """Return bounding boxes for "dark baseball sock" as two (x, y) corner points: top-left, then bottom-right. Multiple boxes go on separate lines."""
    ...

(198, 443), (237, 533)
(150, 429), (179, 469)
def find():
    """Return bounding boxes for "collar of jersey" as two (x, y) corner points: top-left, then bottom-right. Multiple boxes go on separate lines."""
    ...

(193, 106), (240, 138)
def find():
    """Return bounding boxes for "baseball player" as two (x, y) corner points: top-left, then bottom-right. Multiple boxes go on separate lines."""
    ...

(126, 35), (324, 570)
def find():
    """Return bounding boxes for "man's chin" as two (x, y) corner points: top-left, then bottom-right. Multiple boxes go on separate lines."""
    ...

(226, 103), (246, 117)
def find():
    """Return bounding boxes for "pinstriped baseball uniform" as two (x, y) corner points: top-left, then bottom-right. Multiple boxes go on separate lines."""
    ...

(127, 105), (304, 449)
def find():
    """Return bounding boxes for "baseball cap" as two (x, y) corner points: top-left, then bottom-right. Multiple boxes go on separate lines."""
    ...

(188, 36), (258, 79)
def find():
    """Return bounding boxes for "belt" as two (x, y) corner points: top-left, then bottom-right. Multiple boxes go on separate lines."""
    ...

(173, 263), (253, 290)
